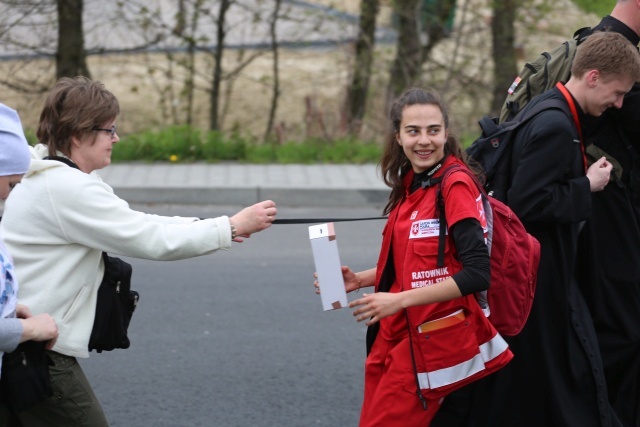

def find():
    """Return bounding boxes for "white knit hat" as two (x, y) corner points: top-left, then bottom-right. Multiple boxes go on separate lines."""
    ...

(0, 103), (30, 176)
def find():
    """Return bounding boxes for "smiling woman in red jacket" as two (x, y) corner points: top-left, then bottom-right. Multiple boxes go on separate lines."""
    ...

(318, 88), (513, 426)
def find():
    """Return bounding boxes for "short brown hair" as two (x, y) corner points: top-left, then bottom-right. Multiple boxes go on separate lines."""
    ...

(571, 31), (640, 82)
(37, 76), (120, 157)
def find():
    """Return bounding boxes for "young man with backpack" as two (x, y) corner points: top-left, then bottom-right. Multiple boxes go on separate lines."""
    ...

(433, 30), (640, 427)
(503, 2), (640, 425)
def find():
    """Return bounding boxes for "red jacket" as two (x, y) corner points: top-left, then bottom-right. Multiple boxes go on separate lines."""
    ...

(375, 156), (513, 399)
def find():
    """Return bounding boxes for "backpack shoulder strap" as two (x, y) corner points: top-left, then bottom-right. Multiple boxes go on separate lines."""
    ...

(423, 164), (482, 267)
(496, 97), (571, 143)
(509, 97), (575, 163)
(513, 97), (570, 125)
(574, 26), (592, 43)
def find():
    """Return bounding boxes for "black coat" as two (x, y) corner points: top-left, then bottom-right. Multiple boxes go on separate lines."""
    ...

(433, 88), (620, 427)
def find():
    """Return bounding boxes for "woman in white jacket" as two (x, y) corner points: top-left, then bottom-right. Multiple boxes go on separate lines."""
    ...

(0, 77), (277, 426)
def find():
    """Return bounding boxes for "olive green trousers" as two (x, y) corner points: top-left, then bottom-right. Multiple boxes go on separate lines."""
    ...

(0, 351), (109, 427)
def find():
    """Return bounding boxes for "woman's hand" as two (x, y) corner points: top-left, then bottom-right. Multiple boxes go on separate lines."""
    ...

(16, 304), (32, 319)
(348, 278), (462, 325)
(349, 292), (404, 325)
(19, 313), (59, 349)
(314, 266), (364, 294)
(341, 266), (363, 293)
(229, 200), (277, 242)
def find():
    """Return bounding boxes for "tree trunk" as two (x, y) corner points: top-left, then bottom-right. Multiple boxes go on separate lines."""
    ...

(210, 0), (232, 131)
(421, 0), (457, 60)
(185, 0), (204, 126)
(56, 0), (90, 79)
(490, 0), (517, 117)
(263, 0), (282, 143)
(387, 0), (422, 105)
(344, 0), (379, 137)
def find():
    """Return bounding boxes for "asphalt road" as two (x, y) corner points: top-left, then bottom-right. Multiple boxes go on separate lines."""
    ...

(81, 204), (387, 427)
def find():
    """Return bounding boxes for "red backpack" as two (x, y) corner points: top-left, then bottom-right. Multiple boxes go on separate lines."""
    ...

(431, 165), (540, 336)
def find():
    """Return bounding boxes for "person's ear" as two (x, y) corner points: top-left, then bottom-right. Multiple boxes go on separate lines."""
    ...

(70, 135), (82, 150)
(586, 69), (600, 87)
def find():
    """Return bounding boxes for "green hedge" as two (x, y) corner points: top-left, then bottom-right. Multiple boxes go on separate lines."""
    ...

(108, 126), (382, 164)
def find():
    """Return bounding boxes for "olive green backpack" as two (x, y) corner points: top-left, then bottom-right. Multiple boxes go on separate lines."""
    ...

(499, 27), (592, 123)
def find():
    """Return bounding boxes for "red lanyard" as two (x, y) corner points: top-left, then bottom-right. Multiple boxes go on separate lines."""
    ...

(556, 82), (588, 173)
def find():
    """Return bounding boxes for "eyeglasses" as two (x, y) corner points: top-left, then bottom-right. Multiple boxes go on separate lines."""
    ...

(92, 126), (117, 137)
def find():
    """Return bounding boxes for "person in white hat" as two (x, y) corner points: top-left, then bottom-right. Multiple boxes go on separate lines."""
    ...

(0, 102), (58, 373)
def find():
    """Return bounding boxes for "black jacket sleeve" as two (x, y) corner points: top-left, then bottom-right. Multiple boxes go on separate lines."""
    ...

(450, 217), (490, 295)
(508, 107), (591, 224)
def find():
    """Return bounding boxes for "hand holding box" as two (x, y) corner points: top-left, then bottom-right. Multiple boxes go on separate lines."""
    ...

(309, 223), (348, 311)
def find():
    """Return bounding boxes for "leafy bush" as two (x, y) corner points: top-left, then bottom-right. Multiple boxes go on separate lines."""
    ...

(110, 126), (382, 163)
(111, 126), (203, 162)
(200, 131), (248, 161)
(23, 125), (382, 163)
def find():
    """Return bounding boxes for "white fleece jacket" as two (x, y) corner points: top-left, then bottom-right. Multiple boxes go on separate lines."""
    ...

(0, 145), (232, 358)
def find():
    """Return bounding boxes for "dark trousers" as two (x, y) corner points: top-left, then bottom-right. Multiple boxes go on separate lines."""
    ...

(0, 351), (109, 427)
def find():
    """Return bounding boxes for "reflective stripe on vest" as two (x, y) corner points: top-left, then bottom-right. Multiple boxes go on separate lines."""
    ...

(416, 332), (509, 390)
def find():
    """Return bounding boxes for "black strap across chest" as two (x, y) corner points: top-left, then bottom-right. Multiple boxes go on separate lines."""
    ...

(43, 156), (79, 170)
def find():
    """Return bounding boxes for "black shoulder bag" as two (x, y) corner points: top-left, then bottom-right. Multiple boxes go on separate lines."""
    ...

(43, 156), (140, 352)
(89, 253), (139, 352)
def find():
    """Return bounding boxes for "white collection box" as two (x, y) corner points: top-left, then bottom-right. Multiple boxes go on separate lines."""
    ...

(308, 223), (348, 311)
